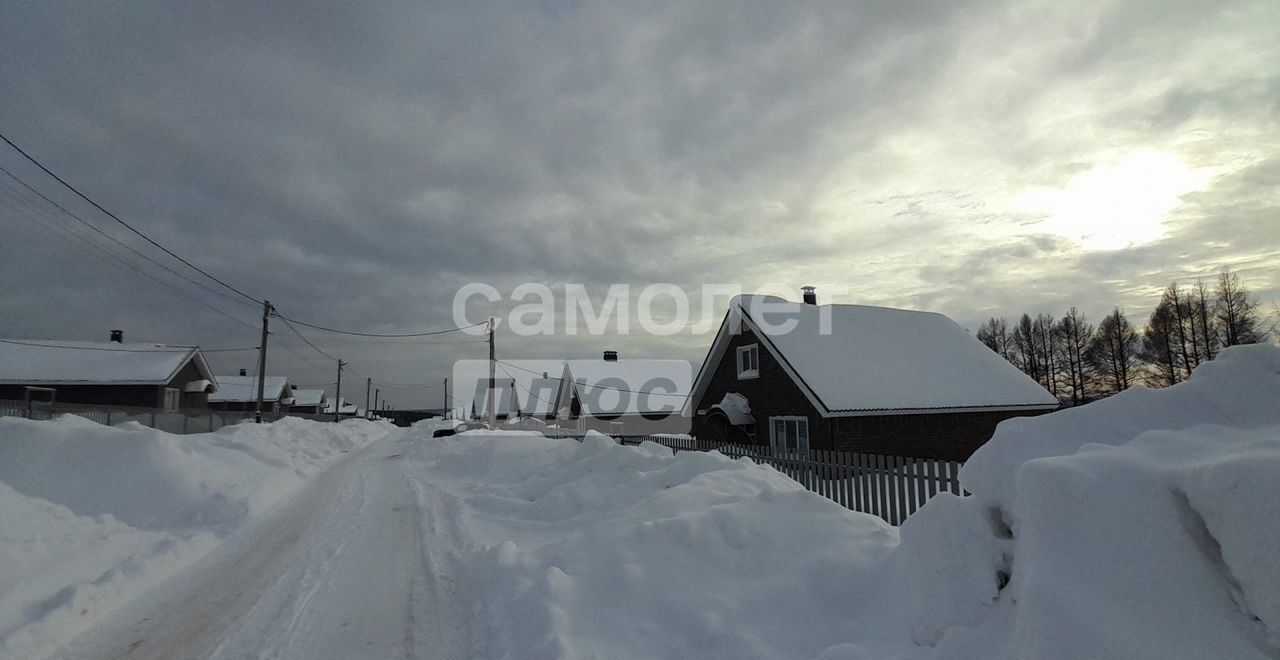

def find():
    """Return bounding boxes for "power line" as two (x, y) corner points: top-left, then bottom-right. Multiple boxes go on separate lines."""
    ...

(0, 165), (258, 310)
(0, 188), (262, 333)
(0, 337), (198, 352)
(273, 314), (488, 338)
(274, 313), (341, 362)
(2, 134), (487, 347)
(496, 359), (690, 399)
(1, 133), (264, 305)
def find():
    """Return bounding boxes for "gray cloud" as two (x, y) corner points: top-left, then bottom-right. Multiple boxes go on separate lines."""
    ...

(2, 0), (1277, 402)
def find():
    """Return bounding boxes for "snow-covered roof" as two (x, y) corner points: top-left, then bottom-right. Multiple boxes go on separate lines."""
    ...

(321, 397), (360, 415)
(710, 392), (753, 426)
(0, 338), (215, 387)
(562, 360), (691, 416)
(522, 377), (561, 416)
(690, 296), (1058, 416)
(291, 389), (327, 407)
(208, 376), (291, 403)
(472, 379), (519, 417)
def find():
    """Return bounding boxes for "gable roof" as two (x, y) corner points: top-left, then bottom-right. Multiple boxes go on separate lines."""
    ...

(522, 376), (561, 416)
(688, 295), (1059, 417)
(291, 388), (327, 407)
(208, 376), (292, 403)
(0, 338), (216, 387)
(471, 378), (520, 417)
(561, 359), (691, 416)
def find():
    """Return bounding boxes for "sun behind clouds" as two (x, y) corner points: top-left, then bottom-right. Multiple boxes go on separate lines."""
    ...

(1014, 151), (1211, 251)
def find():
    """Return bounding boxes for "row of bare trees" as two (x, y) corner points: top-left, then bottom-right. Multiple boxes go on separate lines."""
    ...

(976, 268), (1269, 404)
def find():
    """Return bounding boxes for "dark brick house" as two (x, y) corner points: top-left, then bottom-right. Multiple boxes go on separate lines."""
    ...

(686, 291), (1059, 461)
(0, 335), (217, 411)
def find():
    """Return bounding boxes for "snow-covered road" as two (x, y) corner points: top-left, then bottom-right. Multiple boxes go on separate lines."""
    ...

(56, 432), (471, 660)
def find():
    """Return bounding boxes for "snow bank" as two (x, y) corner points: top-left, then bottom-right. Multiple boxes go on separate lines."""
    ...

(414, 430), (910, 660)
(902, 344), (1280, 659)
(0, 415), (389, 658)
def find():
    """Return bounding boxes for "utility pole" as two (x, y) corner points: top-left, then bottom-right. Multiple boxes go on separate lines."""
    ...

(443, 377), (448, 416)
(334, 359), (346, 423)
(375, 388), (380, 415)
(255, 300), (272, 423)
(487, 316), (496, 428)
(365, 377), (372, 420)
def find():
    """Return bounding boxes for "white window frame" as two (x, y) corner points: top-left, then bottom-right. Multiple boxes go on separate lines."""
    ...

(769, 415), (809, 455)
(736, 344), (759, 380)
(163, 388), (181, 412)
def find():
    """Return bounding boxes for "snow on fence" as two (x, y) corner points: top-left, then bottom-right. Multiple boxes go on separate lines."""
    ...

(614, 433), (963, 525)
(0, 399), (333, 434)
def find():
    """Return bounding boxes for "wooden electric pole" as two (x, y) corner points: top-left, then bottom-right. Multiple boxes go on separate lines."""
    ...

(334, 359), (346, 422)
(443, 377), (448, 416)
(365, 377), (372, 420)
(487, 317), (496, 428)
(255, 300), (272, 423)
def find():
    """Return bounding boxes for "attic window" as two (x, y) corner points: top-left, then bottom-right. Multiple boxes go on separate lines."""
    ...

(736, 344), (759, 379)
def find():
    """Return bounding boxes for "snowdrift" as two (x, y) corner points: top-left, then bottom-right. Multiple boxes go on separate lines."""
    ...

(415, 430), (911, 660)
(0, 415), (389, 659)
(903, 344), (1280, 659)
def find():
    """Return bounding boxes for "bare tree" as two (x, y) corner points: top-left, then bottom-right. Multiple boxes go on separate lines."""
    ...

(1013, 313), (1041, 384)
(1035, 313), (1059, 397)
(1055, 308), (1094, 405)
(977, 318), (1010, 358)
(1192, 279), (1218, 361)
(1142, 298), (1181, 388)
(1089, 308), (1139, 394)
(1215, 267), (1266, 346)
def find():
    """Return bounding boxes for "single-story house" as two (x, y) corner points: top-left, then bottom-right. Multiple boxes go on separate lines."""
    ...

(207, 373), (293, 413)
(0, 334), (217, 411)
(288, 386), (328, 414)
(322, 397), (361, 417)
(557, 352), (692, 435)
(686, 290), (1059, 461)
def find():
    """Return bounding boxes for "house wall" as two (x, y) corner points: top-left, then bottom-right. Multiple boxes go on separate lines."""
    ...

(167, 361), (209, 410)
(691, 325), (1053, 461)
(691, 325), (832, 447)
(0, 383), (162, 408)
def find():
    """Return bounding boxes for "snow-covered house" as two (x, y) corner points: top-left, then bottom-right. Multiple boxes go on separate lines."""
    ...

(557, 353), (692, 435)
(506, 371), (561, 421)
(686, 291), (1059, 460)
(321, 397), (361, 417)
(207, 373), (294, 413)
(0, 335), (217, 411)
(470, 378), (520, 421)
(288, 387), (328, 414)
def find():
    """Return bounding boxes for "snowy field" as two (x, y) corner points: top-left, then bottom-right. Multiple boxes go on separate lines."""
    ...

(1, 344), (1277, 659)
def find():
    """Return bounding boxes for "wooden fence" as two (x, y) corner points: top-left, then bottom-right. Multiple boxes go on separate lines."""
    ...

(614, 434), (963, 525)
(0, 399), (334, 434)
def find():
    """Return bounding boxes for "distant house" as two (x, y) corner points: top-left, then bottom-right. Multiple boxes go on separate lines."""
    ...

(207, 373), (293, 413)
(470, 378), (519, 421)
(506, 371), (562, 421)
(0, 333), (217, 411)
(289, 386), (328, 414)
(322, 397), (360, 417)
(557, 353), (691, 435)
(686, 290), (1059, 461)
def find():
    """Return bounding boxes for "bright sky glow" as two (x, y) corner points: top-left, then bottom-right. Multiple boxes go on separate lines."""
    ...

(1014, 152), (1212, 251)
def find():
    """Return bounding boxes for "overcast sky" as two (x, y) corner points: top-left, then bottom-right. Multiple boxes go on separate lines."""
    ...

(1, 0), (1277, 406)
